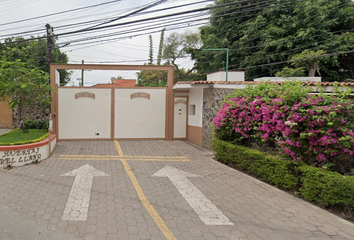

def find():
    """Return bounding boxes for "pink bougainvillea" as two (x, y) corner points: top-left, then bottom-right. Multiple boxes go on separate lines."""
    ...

(213, 89), (354, 167)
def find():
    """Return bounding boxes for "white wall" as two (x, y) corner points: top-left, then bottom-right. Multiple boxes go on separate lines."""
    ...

(58, 88), (111, 139)
(0, 136), (57, 168)
(114, 89), (166, 138)
(188, 88), (203, 127)
(207, 71), (245, 81)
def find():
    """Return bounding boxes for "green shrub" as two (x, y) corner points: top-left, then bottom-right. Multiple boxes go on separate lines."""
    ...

(211, 139), (354, 216)
(214, 81), (354, 170)
(299, 165), (354, 210)
(20, 119), (49, 130)
(211, 139), (298, 190)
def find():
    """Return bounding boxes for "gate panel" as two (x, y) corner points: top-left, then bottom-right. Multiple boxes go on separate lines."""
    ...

(173, 97), (187, 139)
(114, 89), (166, 139)
(58, 88), (111, 140)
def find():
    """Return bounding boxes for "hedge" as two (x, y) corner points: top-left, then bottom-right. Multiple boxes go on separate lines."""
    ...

(211, 139), (354, 216)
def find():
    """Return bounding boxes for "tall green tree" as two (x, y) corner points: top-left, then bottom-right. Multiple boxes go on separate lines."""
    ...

(162, 30), (201, 82)
(157, 28), (165, 65)
(0, 61), (52, 133)
(0, 36), (71, 85)
(148, 35), (153, 65)
(192, 0), (354, 81)
(137, 30), (201, 85)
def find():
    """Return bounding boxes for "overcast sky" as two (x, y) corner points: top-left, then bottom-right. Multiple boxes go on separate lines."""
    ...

(0, 0), (211, 86)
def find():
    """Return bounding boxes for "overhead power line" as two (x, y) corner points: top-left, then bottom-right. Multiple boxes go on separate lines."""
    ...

(0, 0), (254, 46)
(84, 0), (168, 30)
(0, 0), (122, 28)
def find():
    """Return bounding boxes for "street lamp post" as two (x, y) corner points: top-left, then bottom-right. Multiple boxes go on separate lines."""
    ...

(202, 48), (229, 82)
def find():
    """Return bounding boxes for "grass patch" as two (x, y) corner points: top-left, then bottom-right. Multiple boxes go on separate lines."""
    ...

(0, 129), (48, 146)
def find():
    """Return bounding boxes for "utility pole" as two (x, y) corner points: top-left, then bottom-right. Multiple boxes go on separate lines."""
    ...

(45, 24), (53, 78)
(81, 60), (84, 87)
(202, 48), (229, 82)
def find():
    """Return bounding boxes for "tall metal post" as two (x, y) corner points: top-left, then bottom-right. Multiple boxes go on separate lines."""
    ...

(81, 60), (84, 87)
(202, 48), (229, 82)
(45, 24), (53, 77)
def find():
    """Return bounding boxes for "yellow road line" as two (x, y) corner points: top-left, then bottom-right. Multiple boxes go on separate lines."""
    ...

(60, 155), (187, 159)
(115, 141), (176, 240)
(58, 158), (190, 162)
(115, 140), (124, 156)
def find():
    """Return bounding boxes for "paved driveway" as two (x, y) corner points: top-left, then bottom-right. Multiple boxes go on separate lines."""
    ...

(0, 140), (353, 240)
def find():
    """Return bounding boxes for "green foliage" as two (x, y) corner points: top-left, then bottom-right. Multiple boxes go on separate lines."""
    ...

(20, 119), (49, 130)
(193, 0), (354, 81)
(211, 139), (354, 216)
(0, 37), (71, 85)
(148, 35), (153, 65)
(0, 129), (48, 146)
(299, 165), (354, 214)
(211, 139), (299, 190)
(226, 80), (313, 106)
(216, 81), (354, 168)
(277, 50), (327, 77)
(276, 67), (306, 77)
(136, 65), (168, 86)
(137, 30), (201, 85)
(157, 28), (165, 65)
(0, 60), (52, 133)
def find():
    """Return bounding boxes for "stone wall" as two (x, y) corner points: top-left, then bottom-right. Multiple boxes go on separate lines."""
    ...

(202, 87), (233, 150)
(12, 105), (50, 128)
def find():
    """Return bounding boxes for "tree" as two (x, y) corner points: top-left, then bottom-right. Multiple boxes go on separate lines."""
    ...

(276, 50), (326, 77)
(136, 29), (201, 85)
(137, 28), (168, 86)
(192, 0), (354, 81)
(110, 76), (123, 83)
(0, 61), (52, 133)
(157, 28), (165, 65)
(148, 35), (153, 65)
(0, 36), (71, 85)
(163, 31), (201, 74)
(136, 66), (167, 86)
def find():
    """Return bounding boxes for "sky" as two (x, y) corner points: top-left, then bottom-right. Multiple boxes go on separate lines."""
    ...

(0, 0), (212, 86)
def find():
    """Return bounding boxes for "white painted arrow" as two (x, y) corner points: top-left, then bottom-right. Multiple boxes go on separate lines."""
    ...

(152, 166), (233, 225)
(61, 164), (109, 221)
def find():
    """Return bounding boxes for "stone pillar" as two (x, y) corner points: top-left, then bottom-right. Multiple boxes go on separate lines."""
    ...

(202, 87), (233, 150)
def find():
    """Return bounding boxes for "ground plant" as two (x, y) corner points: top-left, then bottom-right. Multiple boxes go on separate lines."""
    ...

(0, 129), (48, 146)
(20, 119), (49, 130)
(213, 81), (354, 172)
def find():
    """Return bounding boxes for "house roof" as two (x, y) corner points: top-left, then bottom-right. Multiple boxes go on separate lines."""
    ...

(92, 79), (136, 88)
(175, 81), (354, 86)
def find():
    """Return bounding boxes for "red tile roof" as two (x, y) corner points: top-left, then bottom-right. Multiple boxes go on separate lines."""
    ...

(92, 79), (136, 88)
(176, 81), (354, 86)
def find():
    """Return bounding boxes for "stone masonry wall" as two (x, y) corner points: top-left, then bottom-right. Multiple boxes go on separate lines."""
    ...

(202, 88), (233, 150)
(12, 104), (50, 128)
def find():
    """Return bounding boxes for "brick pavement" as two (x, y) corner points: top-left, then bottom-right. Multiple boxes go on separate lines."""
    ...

(0, 140), (353, 240)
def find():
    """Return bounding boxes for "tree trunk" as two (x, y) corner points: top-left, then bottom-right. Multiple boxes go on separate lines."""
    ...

(308, 61), (318, 77)
(21, 96), (28, 134)
(308, 68), (316, 77)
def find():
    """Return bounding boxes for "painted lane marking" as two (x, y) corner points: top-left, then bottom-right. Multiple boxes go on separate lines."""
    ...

(114, 141), (176, 240)
(153, 166), (234, 226)
(61, 164), (109, 221)
(114, 140), (124, 156)
(60, 155), (187, 159)
(58, 157), (190, 162)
